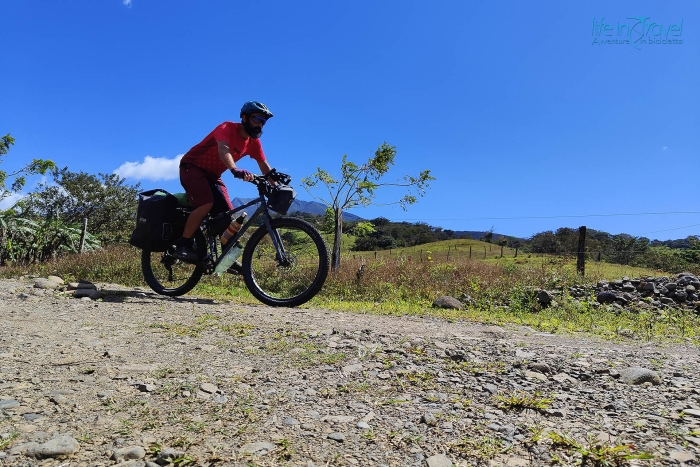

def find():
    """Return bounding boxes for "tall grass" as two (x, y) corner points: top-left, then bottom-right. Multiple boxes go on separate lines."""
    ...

(2, 244), (698, 342)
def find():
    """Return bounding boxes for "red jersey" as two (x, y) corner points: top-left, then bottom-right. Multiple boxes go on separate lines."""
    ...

(180, 122), (266, 177)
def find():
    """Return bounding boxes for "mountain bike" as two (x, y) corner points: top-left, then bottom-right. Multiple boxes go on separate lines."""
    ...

(140, 170), (329, 307)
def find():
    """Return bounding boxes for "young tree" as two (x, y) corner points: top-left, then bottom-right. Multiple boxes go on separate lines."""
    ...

(0, 133), (56, 204)
(302, 142), (434, 271)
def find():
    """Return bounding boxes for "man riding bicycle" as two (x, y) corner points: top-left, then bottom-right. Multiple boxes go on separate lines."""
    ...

(169, 101), (275, 263)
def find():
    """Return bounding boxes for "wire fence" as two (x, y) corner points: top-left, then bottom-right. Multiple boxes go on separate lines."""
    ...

(343, 229), (700, 275)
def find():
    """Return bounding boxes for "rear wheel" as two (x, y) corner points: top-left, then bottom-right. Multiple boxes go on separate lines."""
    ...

(141, 232), (206, 296)
(242, 217), (329, 307)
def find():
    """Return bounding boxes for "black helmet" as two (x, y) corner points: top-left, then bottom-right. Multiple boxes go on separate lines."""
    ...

(240, 101), (273, 119)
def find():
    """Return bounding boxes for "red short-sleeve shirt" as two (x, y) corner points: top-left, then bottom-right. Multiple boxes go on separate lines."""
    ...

(180, 122), (266, 177)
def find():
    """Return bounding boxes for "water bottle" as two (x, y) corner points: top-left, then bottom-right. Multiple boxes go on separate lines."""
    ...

(220, 212), (247, 246)
(214, 241), (243, 276)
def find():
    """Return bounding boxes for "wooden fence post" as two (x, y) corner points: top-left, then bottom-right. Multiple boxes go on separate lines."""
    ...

(469, 246), (472, 259)
(577, 225), (586, 276)
(514, 247), (518, 258)
(483, 246), (486, 258)
(500, 244), (504, 258)
(78, 218), (88, 254)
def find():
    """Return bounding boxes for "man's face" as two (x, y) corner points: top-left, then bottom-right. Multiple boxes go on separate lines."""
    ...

(247, 113), (267, 129)
(242, 112), (267, 139)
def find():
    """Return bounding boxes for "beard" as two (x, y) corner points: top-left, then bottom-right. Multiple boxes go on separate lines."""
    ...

(242, 120), (263, 139)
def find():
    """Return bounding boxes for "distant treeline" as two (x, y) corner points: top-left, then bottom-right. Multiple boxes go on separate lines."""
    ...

(525, 227), (700, 273)
(289, 213), (517, 250)
(290, 213), (699, 273)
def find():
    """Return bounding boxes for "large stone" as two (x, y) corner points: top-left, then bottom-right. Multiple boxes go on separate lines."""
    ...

(47, 275), (65, 285)
(0, 399), (20, 410)
(426, 454), (454, 467)
(673, 291), (688, 302)
(536, 290), (553, 305)
(156, 448), (187, 464)
(27, 435), (80, 459)
(34, 278), (59, 290)
(596, 291), (617, 304)
(199, 383), (218, 394)
(240, 442), (275, 456)
(73, 288), (101, 299)
(342, 363), (363, 374)
(432, 296), (464, 310)
(112, 446), (146, 462)
(619, 367), (661, 385)
(669, 450), (695, 463)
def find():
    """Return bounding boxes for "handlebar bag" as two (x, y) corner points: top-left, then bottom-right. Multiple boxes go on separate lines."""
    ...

(267, 185), (297, 215)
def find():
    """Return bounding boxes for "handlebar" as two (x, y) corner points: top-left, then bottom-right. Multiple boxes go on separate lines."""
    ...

(250, 169), (293, 196)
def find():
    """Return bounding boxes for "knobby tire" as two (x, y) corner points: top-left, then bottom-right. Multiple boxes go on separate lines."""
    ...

(242, 217), (329, 307)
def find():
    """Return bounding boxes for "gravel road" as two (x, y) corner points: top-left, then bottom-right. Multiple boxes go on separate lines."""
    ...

(0, 277), (699, 467)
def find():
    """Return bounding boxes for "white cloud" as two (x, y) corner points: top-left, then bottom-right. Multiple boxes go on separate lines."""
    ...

(662, 147), (667, 150)
(123, 0), (132, 7)
(114, 155), (183, 181)
(0, 193), (26, 210)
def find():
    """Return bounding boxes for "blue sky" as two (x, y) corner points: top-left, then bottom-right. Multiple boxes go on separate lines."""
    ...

(2, 0), (698, 240)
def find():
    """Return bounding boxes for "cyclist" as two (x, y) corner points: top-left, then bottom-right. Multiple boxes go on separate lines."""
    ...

(169, 101), (275, 263)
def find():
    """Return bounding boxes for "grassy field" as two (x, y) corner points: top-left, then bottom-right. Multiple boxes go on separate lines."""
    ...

(1, 240), (698, 344)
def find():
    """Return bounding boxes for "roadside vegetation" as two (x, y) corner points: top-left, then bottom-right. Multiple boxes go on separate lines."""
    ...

(2, 238), (699, 345)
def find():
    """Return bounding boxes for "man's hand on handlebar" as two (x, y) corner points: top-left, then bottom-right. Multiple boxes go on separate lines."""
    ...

(230, 168), (253, 182)
(265, 169), (292, 185)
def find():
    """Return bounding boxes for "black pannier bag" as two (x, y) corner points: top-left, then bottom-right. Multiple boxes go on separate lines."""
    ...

(267, 185), (297, 215)
(129, 189), (187, 251)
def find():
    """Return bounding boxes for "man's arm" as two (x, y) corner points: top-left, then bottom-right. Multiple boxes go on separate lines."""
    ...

(257, 159), (272, 176)
(217, 141), (253, 181)
(256, 159), (278, 185)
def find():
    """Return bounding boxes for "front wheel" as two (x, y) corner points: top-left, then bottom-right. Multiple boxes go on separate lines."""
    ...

(242, 217), (329, 307)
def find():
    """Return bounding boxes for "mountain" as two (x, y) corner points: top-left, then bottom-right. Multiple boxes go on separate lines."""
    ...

(230, 197), (363, 222)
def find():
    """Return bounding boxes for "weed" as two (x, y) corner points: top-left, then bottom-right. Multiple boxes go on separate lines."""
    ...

(378, 397), (411, 406)
(548, 431), (654, 466)
(494, 391), (553, 411)
(153, 367), (176, 379)
(149, 442), (163, 456)
(275, 438), (295, 461)
(172, 454), (198, 465)
(186, 421), (206, 433)
(0, 431), (18, 450)
(448, 360), (507, 374)
(116, 419), (134, 436)
(451, 434), (504, 460)
(171, 436), (195, 450)
(219, 322), (255, 337)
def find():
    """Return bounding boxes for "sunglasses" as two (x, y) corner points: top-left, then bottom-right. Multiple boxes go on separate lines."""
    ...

(250, 115), (268, 124)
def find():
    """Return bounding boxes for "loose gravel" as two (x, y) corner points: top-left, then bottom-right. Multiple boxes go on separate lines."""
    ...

(0, 277), (699, 466)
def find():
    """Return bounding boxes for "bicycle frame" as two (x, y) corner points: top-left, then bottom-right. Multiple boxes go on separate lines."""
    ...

(199, 193), (286, 274)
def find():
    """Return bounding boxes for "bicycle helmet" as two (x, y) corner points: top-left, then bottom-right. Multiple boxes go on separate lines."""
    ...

(240, 101), (273, 118)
